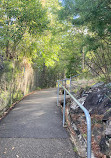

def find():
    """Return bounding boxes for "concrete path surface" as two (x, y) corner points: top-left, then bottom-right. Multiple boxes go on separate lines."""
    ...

(0, 88), (76, 158)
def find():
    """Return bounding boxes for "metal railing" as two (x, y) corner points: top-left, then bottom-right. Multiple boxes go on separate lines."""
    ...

(57, 78), (91, 158)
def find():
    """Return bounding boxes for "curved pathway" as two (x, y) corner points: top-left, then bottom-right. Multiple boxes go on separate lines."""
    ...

(0, 88), (76, 158)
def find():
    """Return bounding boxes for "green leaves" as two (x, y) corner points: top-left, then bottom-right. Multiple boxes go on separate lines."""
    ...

(1, 0), (48, 60)
(18, 0), (48, 34)
(61, 0), (111, 38)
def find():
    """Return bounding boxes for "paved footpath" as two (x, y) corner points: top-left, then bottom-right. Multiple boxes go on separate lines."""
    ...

(0, 88), (76, 158)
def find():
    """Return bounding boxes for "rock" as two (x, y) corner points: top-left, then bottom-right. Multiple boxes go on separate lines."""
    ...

(70, 97), (87, 114)
(99, 134), (111, 157)
(99, 137), (108, 153)
(76, 88), (85, 98)
(83, 88), (111, 114)
(92, 82), (104, 88)
(109, 139), (111, 157)
(72, 123), (80, 135)
(104, 82), (111, 88)
(71, 97), (87, 109)
(105, 120), (111, 139)
(59, 81), (111, 158)
(102, 109), (111, 123)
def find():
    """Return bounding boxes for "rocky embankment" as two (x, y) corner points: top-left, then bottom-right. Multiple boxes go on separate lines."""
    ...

(59, 82), (111, 158)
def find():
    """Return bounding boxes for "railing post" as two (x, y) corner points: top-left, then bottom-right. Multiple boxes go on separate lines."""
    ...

(86, 115), (91, 158)
(65, 79), (66, 88)
(63, 89), (66, 127)
(62, 80), (63, 86)
(57, 82), (91, 157)
(57, 82), (59, 106)
(70, 76), (71, 92)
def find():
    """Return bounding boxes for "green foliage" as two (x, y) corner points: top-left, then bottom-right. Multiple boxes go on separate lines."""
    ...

(73, 146), (77, 152)
(0, 0), (48, 60)
(13, 90), (23, 102)
(59, 0), (111, 81)
(0, 61), (13, 82)
(60, 0), (111, 38)
(36, 87), (41, 90)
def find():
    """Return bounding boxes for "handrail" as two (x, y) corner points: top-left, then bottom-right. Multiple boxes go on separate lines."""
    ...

(57, 74), (80, 92)
(58, 74), (80, 82)
(57, 81), (91, 158)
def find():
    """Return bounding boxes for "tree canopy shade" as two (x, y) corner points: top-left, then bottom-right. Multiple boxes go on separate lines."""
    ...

(59, 0), (111, 41)
(0, 0), (111, 83)
(58, 0), (111, 81)
(0, 0), (48, 59)
(0, 0), (68, 84)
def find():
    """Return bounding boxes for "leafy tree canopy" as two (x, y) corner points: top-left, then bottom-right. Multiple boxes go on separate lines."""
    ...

(0, 0), (48, 59)
(59, 0), (111, 39)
